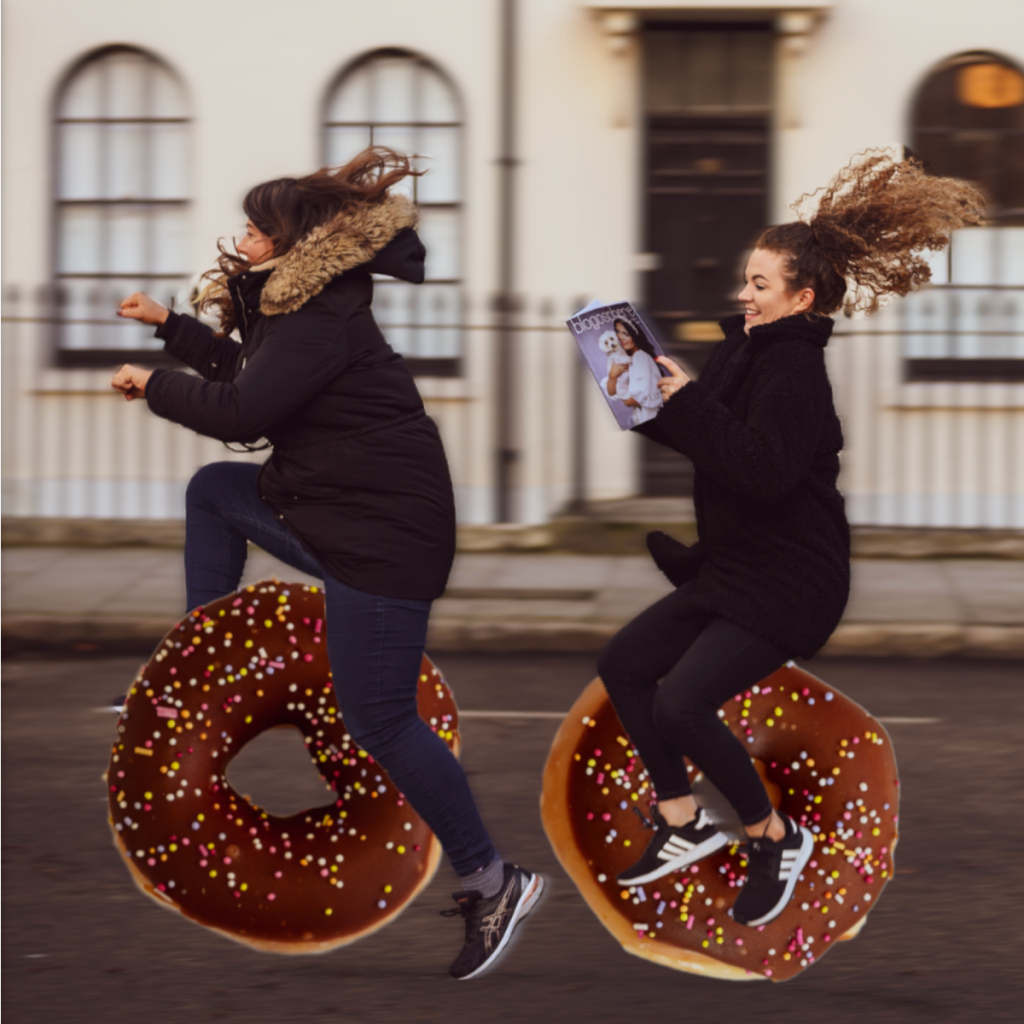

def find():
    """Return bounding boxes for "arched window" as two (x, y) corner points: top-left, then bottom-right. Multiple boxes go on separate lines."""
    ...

(54, 47), (191, 364)
(324, 50), (462, 374)
(903, 52), (1024, 382)
(911, 51), (1024, 224)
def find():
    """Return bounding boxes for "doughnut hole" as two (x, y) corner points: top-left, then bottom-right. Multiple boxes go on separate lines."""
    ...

(226, 724), (336, 816)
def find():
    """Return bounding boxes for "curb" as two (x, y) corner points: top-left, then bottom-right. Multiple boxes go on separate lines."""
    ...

(822, 623), (1024, 659)
(2, 616), (174, 644)
(4, 616), (1023, 658)
(4, 517), (1022, 558)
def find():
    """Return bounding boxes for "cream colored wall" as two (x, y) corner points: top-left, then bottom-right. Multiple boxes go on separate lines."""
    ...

(1, 0), (500, 285)
(3, 0), (1023, 525)
(774, 0), (1023, 218)
(2, 0), (507, 519)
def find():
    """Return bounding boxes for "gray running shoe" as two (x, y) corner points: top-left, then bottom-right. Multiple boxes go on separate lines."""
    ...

(443, 863), (544, 980)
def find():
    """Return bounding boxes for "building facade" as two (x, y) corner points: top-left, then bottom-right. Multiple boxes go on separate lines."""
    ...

(3, 0), (1022, 527)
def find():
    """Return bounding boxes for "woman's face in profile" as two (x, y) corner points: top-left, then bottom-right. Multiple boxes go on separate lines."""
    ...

(615, 322), (637, 354)
(238, 220), (275, 265)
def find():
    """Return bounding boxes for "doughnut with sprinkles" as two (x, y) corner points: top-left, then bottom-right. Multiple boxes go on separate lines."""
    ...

(542, 663), (899, 981)
(105, 581), (460, 953)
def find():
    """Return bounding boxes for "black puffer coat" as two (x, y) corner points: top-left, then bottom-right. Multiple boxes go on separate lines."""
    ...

(145, 195), (456, 601)
(637, 313), (850, 658)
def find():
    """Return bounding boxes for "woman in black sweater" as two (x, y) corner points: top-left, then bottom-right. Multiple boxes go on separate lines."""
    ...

(599, 151), (983, 927)
(112, 149), (542, 980)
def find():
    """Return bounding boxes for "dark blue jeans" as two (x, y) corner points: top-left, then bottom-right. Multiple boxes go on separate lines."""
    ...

(185, 461), (497, 876)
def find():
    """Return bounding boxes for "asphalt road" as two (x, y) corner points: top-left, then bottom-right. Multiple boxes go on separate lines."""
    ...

(3, 652), (1022, 1023)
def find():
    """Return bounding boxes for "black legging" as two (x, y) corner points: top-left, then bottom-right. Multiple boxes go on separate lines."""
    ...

(598, 582), (788, 826)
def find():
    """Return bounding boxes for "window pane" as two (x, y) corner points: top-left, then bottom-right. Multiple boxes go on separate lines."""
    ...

(372, 283), (414, 353)
(995, 227), (1024, 285)
(106, 207), (149, 273)
(150, 207), (191, 274)
(149, 66), (188, 118)
(920, 246), (950, 285)
(58, 207), (103, 273)
(58, 278), (107, 323)
(58, 123), (103, 199)
(951, 227), (999, 284)
(372, 126), (416, 198)
(418, 207), (460, 279)
(326, 64), (372, 122)
(60, 60), (104, 118)
(105, 51), (152, 119)
(410, 284), (462, 357)
(414, 126), (459, 202)
(150, 123), (190, 198)
(107, 123), (149, 199)
(901, 290), (947, 357)
(372, 58), (417, 122)
(418, 67), (459, 123)
(373, 283), (461, 358)
(372, 125), (416, 154)
(57, 276), (186, 347)
(324, 126), (372, 167)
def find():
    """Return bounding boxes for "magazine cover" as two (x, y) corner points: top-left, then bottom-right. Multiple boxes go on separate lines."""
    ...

(566, 300), (669, 430)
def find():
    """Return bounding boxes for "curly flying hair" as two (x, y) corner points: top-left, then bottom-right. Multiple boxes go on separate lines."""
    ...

(757, 149), (986, 315)
(199, 146), (421, 334)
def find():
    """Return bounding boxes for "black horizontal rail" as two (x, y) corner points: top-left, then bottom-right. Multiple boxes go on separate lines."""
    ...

(57, 198), (188, 206)
(324, 120), (461, 128)
(906, 358), (1024, 382)
(57, 117), (190, 125)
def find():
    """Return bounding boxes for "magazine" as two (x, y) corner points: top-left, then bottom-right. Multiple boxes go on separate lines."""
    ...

(566, 300), (669, 430)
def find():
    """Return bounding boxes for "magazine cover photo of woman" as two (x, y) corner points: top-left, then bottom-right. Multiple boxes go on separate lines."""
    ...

(602, 317), (663, 426)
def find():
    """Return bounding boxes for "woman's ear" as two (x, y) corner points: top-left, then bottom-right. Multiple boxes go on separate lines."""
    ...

(793, 287), (815, 315)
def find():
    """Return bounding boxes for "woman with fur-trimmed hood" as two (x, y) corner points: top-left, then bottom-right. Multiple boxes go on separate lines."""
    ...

(112, 149), (542, 980)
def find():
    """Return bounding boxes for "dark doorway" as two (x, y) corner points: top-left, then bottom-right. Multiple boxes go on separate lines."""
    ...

(640, 25), (774, 496)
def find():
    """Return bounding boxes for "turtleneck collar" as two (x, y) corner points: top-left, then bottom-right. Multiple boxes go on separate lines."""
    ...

(719, 312), (835, 349)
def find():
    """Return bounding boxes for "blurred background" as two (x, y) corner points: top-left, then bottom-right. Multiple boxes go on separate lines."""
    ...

(2, 0), (1022, 655)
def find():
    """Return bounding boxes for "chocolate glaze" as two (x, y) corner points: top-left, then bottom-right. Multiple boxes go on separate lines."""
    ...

(106, 581), (459, 951)
(552, 665), (899, 981)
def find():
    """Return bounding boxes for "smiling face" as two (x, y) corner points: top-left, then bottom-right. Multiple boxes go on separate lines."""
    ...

(737, 248), (814, 334)
(615, 321), (637, 354)
(237, 220), (275, 266)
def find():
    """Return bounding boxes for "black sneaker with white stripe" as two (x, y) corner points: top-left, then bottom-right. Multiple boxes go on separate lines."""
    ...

(616, 805), (729, 886)
(443, 863), (544, 980)
(732, 814), (813, 926)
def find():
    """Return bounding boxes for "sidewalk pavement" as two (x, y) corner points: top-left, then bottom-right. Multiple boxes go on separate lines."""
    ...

(3, 545), (1023, 657)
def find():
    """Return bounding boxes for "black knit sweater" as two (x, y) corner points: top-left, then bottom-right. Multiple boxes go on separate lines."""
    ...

(636, 313), (850, 658)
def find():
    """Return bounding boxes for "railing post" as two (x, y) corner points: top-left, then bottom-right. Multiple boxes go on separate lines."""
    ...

(568, 295), (589, 515)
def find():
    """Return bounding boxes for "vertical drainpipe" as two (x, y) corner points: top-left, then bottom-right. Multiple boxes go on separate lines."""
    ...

(495, 0), (518, 522)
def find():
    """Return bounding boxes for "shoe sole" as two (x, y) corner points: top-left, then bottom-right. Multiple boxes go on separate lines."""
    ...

(615, 831), (730, 887)
(456, 872), (545, 981)
(736, 825), (814, 927)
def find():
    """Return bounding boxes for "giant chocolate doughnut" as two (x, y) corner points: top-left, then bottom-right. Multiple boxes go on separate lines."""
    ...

(542, 663), (898, 981)
(105, 580), (459, 953)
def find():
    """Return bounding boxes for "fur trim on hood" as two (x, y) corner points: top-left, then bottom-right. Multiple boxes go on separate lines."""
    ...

(259, 194), (419, 317)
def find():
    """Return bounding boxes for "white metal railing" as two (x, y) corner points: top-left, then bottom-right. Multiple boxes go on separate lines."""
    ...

(3, 284), (1023, 528)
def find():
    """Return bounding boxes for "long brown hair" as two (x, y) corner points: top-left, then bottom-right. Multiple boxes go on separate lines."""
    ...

(200, 146), (420, 332)
(757, 149), (986, 315)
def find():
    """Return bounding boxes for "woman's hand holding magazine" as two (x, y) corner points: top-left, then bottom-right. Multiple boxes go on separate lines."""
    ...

(655, 355), (691, 401)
